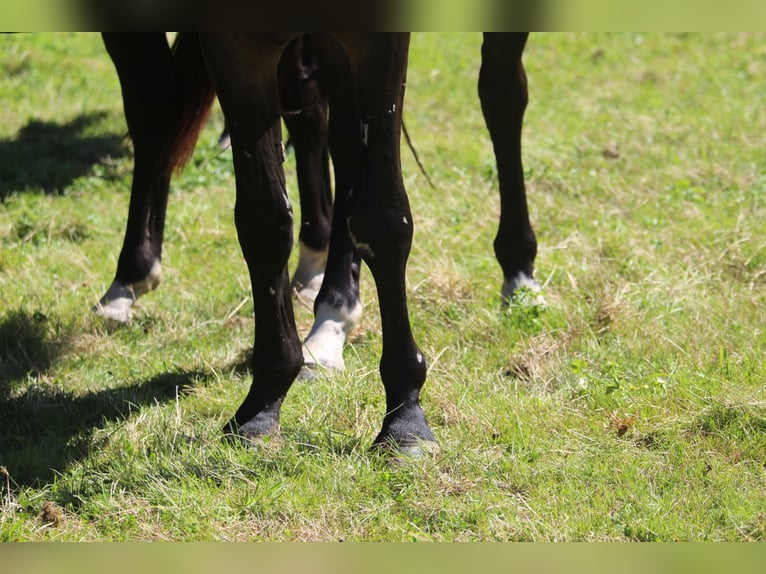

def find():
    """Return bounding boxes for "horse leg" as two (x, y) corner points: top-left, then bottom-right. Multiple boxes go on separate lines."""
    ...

(479, 32), (543, 304)
(213, 37), (334, 301)
(200, 33), (303, 440)
(339, 33), (435, 451)
(300, 34), (363, 373)
(279, 36), (334, 303)
(97, 33), (215, 322)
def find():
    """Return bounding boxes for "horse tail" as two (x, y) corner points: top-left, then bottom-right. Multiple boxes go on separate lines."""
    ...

(166, 33), (216, 173)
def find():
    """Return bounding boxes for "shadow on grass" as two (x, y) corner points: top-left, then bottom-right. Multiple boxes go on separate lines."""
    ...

(0, 370), (206, 488)
(0, 310), (205, 486)
(0, 310), (70, 395)
(0, 112), (128, 201)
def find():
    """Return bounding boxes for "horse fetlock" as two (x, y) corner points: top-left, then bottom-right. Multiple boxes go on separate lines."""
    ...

(93, 261), (162, 322)
(291, 242), (328, 302)
(301, 300), (362, 371)
(501, 270), (546, 307)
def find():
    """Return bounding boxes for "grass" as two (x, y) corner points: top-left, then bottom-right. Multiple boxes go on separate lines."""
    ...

(1, 32), (764, 541)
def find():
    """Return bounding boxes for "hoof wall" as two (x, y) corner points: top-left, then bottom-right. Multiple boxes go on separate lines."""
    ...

(372, 438), (440, 462)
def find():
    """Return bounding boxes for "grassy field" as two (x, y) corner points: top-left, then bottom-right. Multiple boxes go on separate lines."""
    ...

(1, 33), (764, 541)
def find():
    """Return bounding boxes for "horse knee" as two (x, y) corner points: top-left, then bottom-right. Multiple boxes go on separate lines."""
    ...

(236, 201), (294, 269)
(348, 203), (413, 268)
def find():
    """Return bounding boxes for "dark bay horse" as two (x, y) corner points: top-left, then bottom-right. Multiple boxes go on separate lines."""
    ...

(300, 32), (542, 372)
(97, 34), (333, 322)
(97, 33), (539, 451)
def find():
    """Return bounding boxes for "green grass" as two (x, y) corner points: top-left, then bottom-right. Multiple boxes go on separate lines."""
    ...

(1, 33), (764, 541)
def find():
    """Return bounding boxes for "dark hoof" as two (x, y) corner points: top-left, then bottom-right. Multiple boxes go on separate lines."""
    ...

(297, 364), (317, 381)
(373, 402), (436, 459)
(297, 362), (325, 381)
(221, 414), (281, 450)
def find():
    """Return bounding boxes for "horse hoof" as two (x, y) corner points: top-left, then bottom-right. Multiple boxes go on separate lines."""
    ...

(291, 243), (328, 304)
(501, 271), (546, 307)
(93, 297), (134, 323)
(297, 363), (321, 381)
(94, 263), (162, 322)
(221, 407), (282, 450)
(223, 433), (283, 453)
(373, 438), (440, 463)
(293, 281), (323, 305)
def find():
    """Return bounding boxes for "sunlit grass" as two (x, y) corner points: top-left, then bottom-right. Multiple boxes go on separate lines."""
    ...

(1, 33), (764, 540)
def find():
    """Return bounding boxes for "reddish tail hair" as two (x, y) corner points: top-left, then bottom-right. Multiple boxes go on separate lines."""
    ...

(165, 33), (217, 173)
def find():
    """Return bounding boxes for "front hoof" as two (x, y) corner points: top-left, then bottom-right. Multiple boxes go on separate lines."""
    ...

(222, 423), (282, 450)
(94, 263), (162, 322)
(372, 436), (440, 462)
(373, 404), (436, 459)
(297, 363), (322, 381)
(501, 271), (546, 308)
(223, 430), (283, 451)
(301, 341), (346, 373)
(221, 406), (282, 449)
(291, 244), (328, 304)
(292, 277), (324, 305)
(93, 295), (134, 323)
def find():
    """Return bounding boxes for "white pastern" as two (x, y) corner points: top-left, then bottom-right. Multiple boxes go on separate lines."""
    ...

(501, 271), (546, 307)
(291, 243), (328, 303)
(93, 261), (162, 323)
(302, 300), (363, 372)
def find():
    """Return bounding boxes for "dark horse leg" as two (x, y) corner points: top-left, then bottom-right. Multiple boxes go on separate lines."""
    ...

(479, 33), (543, 303)
(96, 33), (216, 322)
(279, 36), (334, 302)
(216, 38), (335, 301)
(301, 33), (544, 373)
(299, 34), (363, 372)
(98, 33), (332, 321)
(199, 33), (305, 439)
(335, 33), (435, 450)
(201, 33), (434, 451)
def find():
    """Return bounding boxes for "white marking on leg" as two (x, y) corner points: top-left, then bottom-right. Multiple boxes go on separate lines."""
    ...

(301, 299), (363, 372)
(501, 270), (546, 307)
(291, 242), (327, 303)
(361, 120), (369, 147)
(218, 130), (231, 150)
(93, 261), (162, 323)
